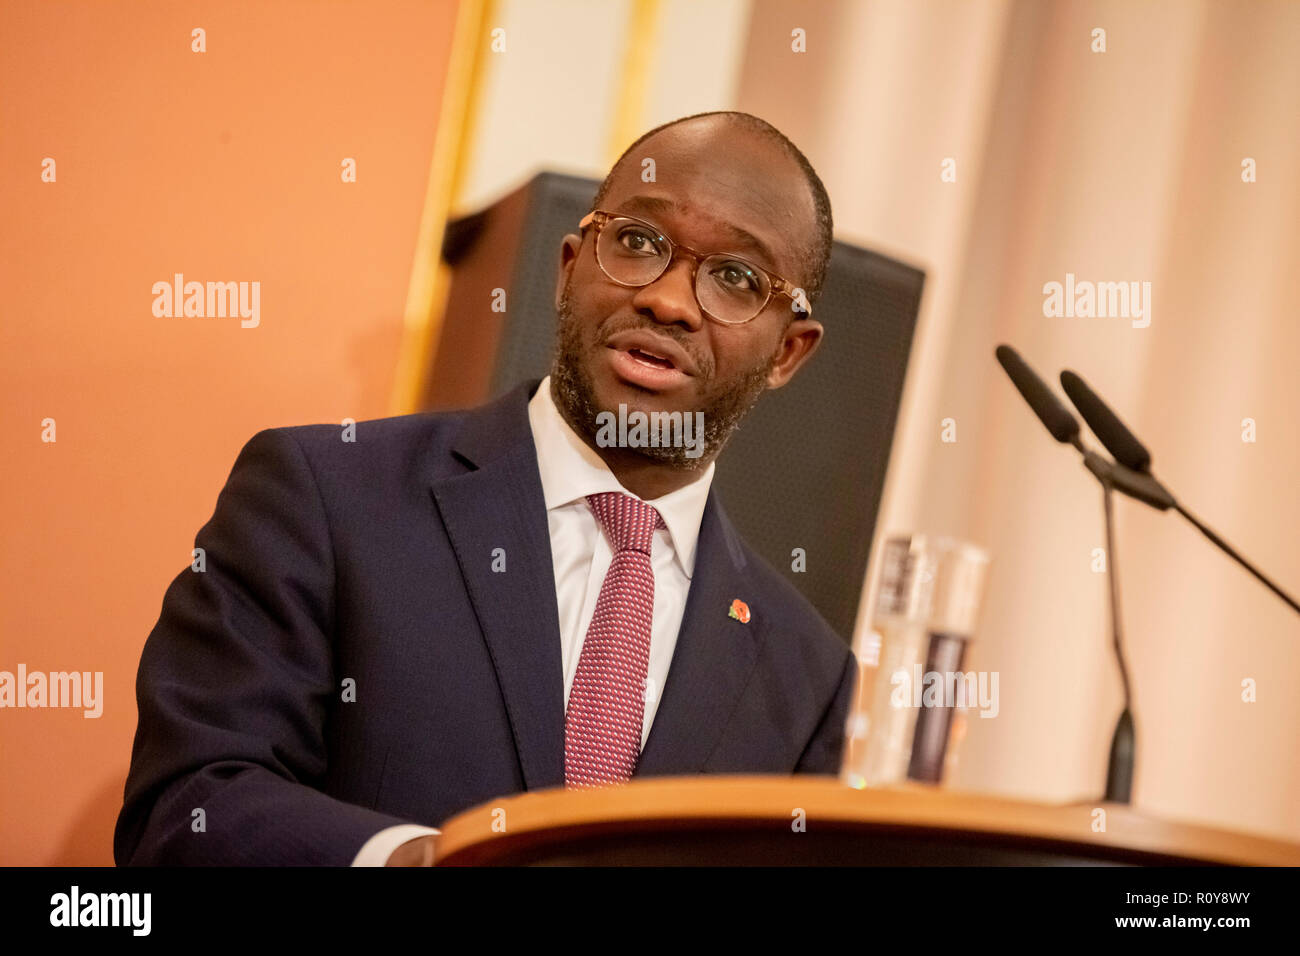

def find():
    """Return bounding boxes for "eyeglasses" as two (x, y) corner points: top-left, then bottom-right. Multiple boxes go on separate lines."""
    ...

(578, 209), (811, 325)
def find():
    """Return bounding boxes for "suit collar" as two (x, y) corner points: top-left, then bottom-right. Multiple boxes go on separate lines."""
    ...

(443, 379), (542, 471)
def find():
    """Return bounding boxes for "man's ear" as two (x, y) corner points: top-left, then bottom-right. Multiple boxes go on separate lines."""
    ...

(766, 317), (824, 389)
(555, 233), (582, 312)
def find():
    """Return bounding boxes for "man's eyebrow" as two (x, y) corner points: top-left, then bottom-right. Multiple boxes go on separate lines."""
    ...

(613, 195), (783, 273)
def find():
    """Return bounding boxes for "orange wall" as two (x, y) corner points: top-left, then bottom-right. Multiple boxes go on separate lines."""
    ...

(0, 0), (458, 864)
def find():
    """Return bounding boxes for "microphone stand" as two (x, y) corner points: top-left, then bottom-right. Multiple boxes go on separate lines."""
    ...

(1099, 477), (1135, 803)
(1069, 440), (1297, 803)
(1073, 438), (1137, 803)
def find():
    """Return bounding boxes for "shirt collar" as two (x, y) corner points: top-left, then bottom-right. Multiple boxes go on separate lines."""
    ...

(527, 375), (715, 579)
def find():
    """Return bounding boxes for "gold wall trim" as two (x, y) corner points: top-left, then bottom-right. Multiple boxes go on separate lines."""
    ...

(606, 0), (662, 166)
(390, 0), (493, 416)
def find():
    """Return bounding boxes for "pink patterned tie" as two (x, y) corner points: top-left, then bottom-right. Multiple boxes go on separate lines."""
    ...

(564, 491), (664, 789)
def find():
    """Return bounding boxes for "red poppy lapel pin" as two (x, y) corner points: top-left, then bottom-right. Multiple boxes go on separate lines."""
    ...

(728, 598), (751, 624)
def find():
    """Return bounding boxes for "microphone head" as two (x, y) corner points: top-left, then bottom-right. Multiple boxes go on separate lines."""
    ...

(1060, 369), (1152, 472)
(995, 345), (1080, 444)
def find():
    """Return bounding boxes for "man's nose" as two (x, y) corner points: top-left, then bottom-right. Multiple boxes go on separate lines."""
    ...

(629, 256), (705, 331)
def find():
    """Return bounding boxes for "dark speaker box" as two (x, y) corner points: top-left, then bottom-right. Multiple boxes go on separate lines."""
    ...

(422, 172), (923, 641)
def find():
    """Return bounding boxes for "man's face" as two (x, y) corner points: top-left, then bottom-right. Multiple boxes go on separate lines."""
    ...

(550, 122), (824, 468)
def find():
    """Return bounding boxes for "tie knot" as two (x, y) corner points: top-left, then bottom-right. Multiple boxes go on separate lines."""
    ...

(586, 492), (663, 555)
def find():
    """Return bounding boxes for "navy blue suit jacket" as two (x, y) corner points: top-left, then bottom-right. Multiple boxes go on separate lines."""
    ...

(115, 379), (856, 865)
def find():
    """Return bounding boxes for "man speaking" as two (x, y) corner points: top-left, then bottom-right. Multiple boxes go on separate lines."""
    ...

(115, 110), (856, 866)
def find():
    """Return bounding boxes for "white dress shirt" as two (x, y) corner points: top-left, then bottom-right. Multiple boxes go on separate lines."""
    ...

(353, 376), (714, 864)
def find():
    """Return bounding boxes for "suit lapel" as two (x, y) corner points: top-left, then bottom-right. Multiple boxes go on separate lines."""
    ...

(429, 381), (567, 791)
(635, 491), (766, 777)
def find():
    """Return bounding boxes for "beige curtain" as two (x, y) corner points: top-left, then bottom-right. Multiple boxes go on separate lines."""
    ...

(737, 0), (1300, 840)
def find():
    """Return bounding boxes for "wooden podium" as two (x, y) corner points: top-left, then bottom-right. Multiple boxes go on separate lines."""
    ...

(432, 775), (1300, 866)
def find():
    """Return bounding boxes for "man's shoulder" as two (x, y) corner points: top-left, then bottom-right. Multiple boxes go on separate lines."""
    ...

(272, 407), (469, 453)
(260, 409), (461, 478)
(214, 406), (487, 504)
(261, 382), (537, 474)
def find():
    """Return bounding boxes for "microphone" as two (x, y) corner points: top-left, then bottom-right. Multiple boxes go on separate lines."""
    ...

(995, 345), (1080, 446)
(1059, 369), (1300, 616)
(997, 346), (1176, 510)
(1060, 370), (1150, 472)
(996, 344), (1136, 803)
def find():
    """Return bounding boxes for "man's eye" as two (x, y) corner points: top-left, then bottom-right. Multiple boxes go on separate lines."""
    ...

(617, 228), (663, 256)
(713, 261), (759, 291)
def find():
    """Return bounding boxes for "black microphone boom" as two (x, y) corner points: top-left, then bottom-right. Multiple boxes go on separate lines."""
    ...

(1059, 369), (1300, 616)
(1081, 452), (1174, 511)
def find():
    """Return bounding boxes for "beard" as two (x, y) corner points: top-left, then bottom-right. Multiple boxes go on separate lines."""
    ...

(549, 282), (775, 469)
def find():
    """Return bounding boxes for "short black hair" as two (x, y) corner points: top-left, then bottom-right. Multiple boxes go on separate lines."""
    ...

(590, 110), (835, 307)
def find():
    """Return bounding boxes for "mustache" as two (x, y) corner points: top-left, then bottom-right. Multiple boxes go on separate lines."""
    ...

(593, 315), (713, 379)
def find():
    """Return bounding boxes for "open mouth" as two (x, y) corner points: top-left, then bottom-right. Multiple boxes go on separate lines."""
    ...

(603, 329), (695, 389)
(626, 347), (676, 370)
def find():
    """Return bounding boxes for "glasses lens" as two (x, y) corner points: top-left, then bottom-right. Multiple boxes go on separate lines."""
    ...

(596, 218), (671, 286)
(593, 217), (772, 324)
(697, 255), (770, 324)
